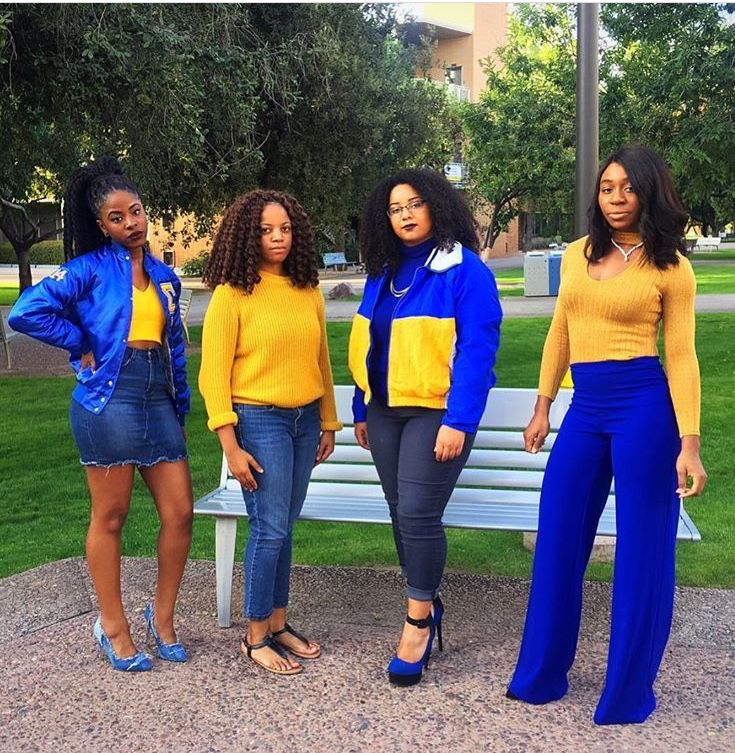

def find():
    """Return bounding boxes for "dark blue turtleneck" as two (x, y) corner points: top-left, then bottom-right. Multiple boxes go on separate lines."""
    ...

(368, 237), (435, 405)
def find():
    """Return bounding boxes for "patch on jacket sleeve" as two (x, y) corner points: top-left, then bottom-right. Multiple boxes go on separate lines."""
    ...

(49, 267), (67, 282)
(159, 282), (176, 313)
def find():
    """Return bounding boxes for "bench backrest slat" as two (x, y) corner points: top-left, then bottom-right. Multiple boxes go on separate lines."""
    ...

(220, 386), (572, 491)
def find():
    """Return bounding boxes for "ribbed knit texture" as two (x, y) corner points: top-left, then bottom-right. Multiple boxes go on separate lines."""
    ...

(538, 233), (700, 436)
(199, 272), (342, 432)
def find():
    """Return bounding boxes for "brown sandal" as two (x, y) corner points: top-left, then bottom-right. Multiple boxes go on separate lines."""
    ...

(240, 635), (303, 675)
(272, 623), (321, 660)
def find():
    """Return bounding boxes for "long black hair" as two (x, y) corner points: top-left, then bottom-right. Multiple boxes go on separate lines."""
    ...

(63, 156), (141, 260)
(360, 167), (480, 277)
(586, 144), (688, 269)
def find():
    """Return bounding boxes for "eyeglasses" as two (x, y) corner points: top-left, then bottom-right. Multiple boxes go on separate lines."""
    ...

(386, 199), (427, 218)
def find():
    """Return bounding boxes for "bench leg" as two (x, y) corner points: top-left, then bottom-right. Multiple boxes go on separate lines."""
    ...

(215, 517), (238, 628)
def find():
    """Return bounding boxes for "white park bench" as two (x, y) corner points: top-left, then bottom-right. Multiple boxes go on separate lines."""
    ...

(194, 385), (702, 627)
(693, 236), (722, 251)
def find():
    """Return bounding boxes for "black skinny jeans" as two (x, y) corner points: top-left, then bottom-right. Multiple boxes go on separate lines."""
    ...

(366, 400), (475, 601)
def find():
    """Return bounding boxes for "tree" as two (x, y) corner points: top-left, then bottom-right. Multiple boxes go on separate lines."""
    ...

(600, 3), (735, 234)
(0, 3), (454, 287)
(460, 4), (577, 249)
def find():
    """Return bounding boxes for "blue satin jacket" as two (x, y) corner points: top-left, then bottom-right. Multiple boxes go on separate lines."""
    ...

(9, 242), (190, 424)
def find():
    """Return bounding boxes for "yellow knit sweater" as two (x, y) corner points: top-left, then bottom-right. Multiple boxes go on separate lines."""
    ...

(199, 272), (342, 433)
(538, 233), (700, 436)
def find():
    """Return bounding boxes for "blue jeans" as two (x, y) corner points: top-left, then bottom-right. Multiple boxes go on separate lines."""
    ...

(234, 401), (321, 620)
(366, 399), (475, 601)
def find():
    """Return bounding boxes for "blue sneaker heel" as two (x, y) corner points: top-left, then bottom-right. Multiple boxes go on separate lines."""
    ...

(93, 618), (153, 672)
(144, 602), (188, 662)
(387, 597), (444, 687)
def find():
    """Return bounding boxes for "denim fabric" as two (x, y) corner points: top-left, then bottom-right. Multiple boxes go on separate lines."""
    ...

(366, 399), (475, 601)
(69, 347), (187, 467)
(8, 242), (190, 423)
(234, 401), (321, 620)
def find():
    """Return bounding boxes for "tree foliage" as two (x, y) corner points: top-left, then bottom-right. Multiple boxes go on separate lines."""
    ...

(461, 4), (576, 248)
(462, 3), (735, 246)
(600, 2), (735, 234)
(0, 3), (454, 287)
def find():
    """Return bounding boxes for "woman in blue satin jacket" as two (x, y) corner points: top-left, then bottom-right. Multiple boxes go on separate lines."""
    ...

(349, 167), (502, 686)
(9, 157), (193, 672)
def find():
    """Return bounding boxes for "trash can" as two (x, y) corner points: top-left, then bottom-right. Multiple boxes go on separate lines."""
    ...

(524, 251), (549, 296)
(548, 250), (564, 296)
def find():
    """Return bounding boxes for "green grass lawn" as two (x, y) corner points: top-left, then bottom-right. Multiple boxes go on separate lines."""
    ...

(690, 249), (735, 261)
(689, 264), (735, 294)
(1, 315), (733, 587)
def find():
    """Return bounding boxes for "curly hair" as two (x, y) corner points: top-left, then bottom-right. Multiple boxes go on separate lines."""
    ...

(359, 168), (480, 277)
(63, 156), (141, 260)
(203, 190), (319, 293)
(586, 144), (688, 270)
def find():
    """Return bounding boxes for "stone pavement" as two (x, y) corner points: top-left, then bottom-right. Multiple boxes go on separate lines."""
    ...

(1, 557), (733, 753)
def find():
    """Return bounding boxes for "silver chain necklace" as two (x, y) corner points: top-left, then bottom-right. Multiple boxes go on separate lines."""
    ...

(390, 277), (410, 298)
(611, 237), (643, 262)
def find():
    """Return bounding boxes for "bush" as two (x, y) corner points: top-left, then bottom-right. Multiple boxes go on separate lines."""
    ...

(181, 251), (210, 277)
(0, 240), (65, 265)
(529, 236), (555, 250)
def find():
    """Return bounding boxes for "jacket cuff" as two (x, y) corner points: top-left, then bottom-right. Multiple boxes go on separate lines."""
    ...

(207, 411), (239, 432)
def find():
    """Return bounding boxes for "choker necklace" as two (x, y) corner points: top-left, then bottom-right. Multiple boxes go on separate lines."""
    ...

(390, 278), (410, 298)
(611, 237), (643, 262)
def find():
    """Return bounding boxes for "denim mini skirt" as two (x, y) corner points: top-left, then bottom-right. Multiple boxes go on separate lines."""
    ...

(69, 347), (187, 468)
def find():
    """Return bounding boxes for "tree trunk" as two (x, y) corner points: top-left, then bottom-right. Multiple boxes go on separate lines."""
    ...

(13, 244), (33, 291)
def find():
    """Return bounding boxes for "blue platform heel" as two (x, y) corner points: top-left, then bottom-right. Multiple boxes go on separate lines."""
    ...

(144, 602), (188, 662)
(387, 596), (444, 686)
(93, 618), (153, 672)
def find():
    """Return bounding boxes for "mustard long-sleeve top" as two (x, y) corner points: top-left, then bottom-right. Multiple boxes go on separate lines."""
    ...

(538, 233), (700, 436)
(199, 272), (343, 433)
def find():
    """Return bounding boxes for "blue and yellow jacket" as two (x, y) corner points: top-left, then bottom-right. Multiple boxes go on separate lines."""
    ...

(348, 242), (502, 433)
(9, 242), (190, 424)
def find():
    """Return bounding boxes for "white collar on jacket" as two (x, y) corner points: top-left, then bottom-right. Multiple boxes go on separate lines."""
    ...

(426, 241), (463, 272)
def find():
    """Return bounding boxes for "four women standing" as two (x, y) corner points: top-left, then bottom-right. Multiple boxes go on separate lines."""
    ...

(10, 149), (706, 725)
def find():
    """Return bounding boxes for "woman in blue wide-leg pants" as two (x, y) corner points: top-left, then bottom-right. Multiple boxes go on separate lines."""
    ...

(507, 358), (681, 724)
(507, 145), (707, 725)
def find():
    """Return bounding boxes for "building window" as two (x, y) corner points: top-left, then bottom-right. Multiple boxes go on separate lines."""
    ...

(444, 65), (463, 86)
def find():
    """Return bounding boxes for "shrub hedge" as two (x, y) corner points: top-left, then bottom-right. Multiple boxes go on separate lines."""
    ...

(0, 240), (64, 265)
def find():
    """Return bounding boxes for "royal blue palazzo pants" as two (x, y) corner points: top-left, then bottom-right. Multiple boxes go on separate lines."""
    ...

(508, 357), (682, 725)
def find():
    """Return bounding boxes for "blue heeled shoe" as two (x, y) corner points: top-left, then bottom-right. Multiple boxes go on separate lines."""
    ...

(144, 602), (188, 662)
(387, 596), (444, 686)
(93, 618), (153, 672)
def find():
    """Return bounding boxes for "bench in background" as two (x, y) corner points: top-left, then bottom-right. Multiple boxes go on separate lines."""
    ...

(322, 252), (353, 271)
(693, 236), (722, 251)
(194, 386), (701, 627)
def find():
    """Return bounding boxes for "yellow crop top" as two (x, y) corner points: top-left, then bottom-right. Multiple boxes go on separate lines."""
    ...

(538, 233), (700, 436)
(128, 281), (165, 343)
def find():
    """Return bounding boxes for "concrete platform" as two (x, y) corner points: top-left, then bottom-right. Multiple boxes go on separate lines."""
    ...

(1, 558), (733, 752)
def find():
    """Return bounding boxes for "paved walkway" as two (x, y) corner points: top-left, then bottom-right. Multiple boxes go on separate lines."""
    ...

(1, 558), (732, 753)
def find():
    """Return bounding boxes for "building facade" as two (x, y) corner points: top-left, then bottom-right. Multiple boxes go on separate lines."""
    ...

(409, 2), (521, 256)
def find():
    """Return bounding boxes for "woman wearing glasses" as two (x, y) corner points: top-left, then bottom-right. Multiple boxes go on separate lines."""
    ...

(349, 168), (502, 686)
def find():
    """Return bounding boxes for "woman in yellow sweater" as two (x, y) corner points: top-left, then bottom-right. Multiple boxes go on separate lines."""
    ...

(199, 190), (342, 676)
(507, 145), (707, 725)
